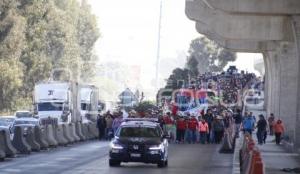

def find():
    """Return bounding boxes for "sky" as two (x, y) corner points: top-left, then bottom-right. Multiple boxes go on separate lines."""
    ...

(87, 0), (263, 100)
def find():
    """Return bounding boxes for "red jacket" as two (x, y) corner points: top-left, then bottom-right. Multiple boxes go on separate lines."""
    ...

(164, 116), (174, 125)
(188, 118), (198, 130)
(176, 119), (187, 130)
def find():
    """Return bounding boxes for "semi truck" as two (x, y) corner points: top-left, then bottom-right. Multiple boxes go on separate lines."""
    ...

(33, 81), (81, 124)
(80, 85), (99, 123)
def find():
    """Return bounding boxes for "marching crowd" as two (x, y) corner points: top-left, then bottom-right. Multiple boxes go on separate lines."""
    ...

(96, 68), (285, 146)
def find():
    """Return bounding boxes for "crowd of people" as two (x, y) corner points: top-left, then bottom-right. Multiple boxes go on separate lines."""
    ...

(95, 68), (285, 146)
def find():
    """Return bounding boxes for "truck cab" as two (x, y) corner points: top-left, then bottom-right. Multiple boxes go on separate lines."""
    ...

(34, 82), (80, 124)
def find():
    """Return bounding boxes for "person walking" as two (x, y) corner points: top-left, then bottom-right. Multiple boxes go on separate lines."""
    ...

(256, 114), (267, 145)
(97, 115), (107, 140)
(242, 113), (255, 135)
(233, 109), (243, 138)
(105, 114), (114, 140)
(176, 116), (187, 143)
(112, 114), (123, 135)
(268, 113), (275, 135)
(212, 116), (225, 144)
(187, 115), (198, 144)
(274, 119), (285, 145)
(203, 109), (214, 143)
(199, 118), (209, 144)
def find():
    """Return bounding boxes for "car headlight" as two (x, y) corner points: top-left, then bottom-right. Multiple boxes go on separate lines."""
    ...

(149, 143), (164, 150)
(110, 141), (124, 150)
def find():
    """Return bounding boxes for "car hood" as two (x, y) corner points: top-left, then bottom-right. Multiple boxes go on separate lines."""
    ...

(116, 137), (162, 146)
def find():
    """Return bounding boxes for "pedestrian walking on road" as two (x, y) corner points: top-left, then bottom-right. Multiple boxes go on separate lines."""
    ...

(242, 113), (255, 135)
(233, 109), (243, 138)
(199, 119), (209, 144)
(97, 115), (107, 140)
(176, 116), (187, 143)
(256, 114), (267, 145)
(268, 113), (275, 135)
(274, 119), (285, 145)
(187, 115), (198, 144)
(212, 116), (225, 144)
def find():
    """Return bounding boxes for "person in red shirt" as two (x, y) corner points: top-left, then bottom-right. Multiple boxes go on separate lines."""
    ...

(199, 119), (209, 144)
(163, 112), (175, 141)
(176, 116), (187, 143)
(187, 115), (198, 144)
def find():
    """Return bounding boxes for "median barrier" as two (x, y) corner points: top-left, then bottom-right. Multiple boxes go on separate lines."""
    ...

(45, 125), (58, 147)
(70, 123), (80, 142)
(54, 124), (68, 146)
(12, 126), (31, 154)
(87, 123), (96, 139)
(34, 126), (49, 150)
(25, 127), (41, 152)
(82, 123), (90, 140)
(67, 124), (77, 143)
(0, 131), (7, 160)
(0, 129), (17, 157)
(75, 122), (86, 141)
(62, 124), (74, 144)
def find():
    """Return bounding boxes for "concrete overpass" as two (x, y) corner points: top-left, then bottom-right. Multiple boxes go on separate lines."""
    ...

(185, 0), (300, 152)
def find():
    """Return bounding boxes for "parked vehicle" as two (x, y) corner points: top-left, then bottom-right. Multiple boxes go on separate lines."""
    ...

(80, 85), (99, 123)
(15, 111), (34, 118)
(0, 116), (16, 131)
(34, 81), (81, 125)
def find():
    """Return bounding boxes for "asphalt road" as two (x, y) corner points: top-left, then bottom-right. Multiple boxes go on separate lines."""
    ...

(0, 141), (233, 174)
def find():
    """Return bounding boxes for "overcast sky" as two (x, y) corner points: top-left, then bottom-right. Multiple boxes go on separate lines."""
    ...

(87, 0), (263, 99)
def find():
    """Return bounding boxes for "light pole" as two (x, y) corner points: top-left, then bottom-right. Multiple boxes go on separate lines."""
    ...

(155, 0), (163, 91)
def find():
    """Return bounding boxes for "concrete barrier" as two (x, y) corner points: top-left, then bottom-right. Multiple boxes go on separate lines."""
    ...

(0, 130), (8, 160)
(70, 123), (80, 142)
(67, 124), (76, 143)
(45, 125), (58, 147)
(54, 124), (68, 146)
(90, 122), (99, 139)
(25, 127), (41, 152)
(0, 129), (17, 158)
(82, 123), (90, 140)
(87, 123), (96, 139)
(75, 122), (86, 141)
(0, 141), (5, 161)
(34, 126), (49, 150)
(12, 126), (31, 154)
(62, 124), (74, 144)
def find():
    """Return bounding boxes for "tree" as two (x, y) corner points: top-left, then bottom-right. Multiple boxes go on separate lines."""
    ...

(0, 0), (100, 112)
(165, 68), (189, 89)
(186, 36), (236, 75)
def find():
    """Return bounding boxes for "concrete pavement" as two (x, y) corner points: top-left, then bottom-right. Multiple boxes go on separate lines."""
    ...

(0, 141), (233, 174)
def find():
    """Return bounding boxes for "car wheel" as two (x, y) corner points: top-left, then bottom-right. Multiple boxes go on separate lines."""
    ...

(157, 160), (166, 168)
(109, 159), (121, 167)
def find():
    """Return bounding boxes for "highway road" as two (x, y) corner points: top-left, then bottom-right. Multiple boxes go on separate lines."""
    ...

(0, 141), (233, 174)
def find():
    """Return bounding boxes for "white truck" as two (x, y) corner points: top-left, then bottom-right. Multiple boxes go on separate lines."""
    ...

(33, 81), (81, 124)
(80, 85), (99, 123)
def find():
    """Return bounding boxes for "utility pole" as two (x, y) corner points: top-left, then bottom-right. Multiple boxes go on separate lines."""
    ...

(155, 0), (163, 91)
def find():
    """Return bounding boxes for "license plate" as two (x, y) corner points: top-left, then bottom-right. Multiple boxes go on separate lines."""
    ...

(130, 153), (141, 158)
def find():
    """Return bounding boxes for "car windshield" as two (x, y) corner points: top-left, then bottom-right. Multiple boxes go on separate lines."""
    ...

(16, 112), (32, 118)
(38, 102), (63, 111)
(118, 127), (161, 138)
(14, 120), (38, 125)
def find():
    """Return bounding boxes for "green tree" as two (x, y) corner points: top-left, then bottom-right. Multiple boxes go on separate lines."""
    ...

(0, 0), (100, 112)
(186, 36), (236, 75)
